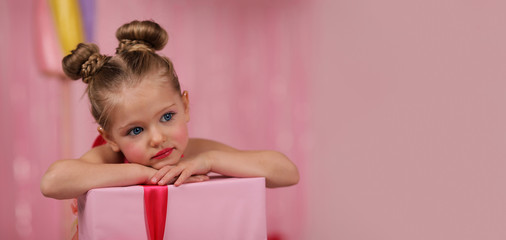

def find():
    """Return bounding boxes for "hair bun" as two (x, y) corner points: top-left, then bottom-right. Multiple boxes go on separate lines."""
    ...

(116, 20), (168, 53)
(80, 52), (109, 83)
(62, 43), (108, 83)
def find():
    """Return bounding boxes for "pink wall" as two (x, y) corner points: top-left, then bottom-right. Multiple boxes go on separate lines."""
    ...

(307, 0), (506, 239)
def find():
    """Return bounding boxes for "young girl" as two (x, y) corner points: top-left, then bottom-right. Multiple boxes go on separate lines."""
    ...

(40, 20), (299, 200)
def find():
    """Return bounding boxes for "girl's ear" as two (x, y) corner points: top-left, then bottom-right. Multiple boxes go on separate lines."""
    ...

(97, 127), (121, 152)
(182, 91), (190, 122)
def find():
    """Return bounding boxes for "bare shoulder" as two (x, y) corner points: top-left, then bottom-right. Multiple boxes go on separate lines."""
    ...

(81, 144), (124, 164)
(185, 138), (238, 156)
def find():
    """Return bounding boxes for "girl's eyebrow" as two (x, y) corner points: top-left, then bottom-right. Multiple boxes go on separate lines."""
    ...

(118, 122), (142, 133)
(154, 103), (176, 117)
(117, 103), (177, 131)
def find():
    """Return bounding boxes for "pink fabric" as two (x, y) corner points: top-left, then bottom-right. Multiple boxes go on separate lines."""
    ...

(143, 186), (168, 240)
(78, 178), (266, 240)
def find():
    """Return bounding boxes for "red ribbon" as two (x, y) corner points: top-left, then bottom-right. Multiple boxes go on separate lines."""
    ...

(143, 185), (168, 240)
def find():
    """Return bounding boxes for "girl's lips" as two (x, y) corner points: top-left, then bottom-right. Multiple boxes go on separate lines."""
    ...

(152, 148), (174, 160)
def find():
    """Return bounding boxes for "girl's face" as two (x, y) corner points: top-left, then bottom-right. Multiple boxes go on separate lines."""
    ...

(102, 75), (190, 169)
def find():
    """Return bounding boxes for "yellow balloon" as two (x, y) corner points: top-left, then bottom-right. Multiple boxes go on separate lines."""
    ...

(50, 0), (85, 54)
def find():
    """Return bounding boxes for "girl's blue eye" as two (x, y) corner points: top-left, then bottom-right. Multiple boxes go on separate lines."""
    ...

(128, 127), (143, 136)
(161, 112), (174, 122)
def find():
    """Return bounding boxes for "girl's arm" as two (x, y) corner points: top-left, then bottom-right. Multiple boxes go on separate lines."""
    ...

(40, 145), (156, 199)
(207, 149), (299, 188)
(152, 138), (300, 188)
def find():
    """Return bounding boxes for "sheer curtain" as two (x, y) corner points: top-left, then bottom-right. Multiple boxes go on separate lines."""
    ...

(1, 0), (64, 239)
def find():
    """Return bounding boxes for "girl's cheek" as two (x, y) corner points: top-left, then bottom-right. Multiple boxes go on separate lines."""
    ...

(122, 142), (145, 164)
(172, 122), (189, 147)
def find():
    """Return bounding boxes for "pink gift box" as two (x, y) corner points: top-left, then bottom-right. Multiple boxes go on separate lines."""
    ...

(78, 177), (266, 240)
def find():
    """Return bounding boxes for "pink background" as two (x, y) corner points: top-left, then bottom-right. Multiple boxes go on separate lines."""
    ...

(1, 0), (506, 239)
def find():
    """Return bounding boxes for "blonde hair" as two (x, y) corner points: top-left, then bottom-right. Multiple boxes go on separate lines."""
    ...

(62, 20), (180, 130)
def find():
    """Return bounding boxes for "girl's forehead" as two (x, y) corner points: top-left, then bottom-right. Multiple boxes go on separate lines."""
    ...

(107, 80), (182, 129)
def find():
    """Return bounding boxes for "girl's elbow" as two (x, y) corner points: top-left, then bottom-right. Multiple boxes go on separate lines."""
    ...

(40, 161), (67, 199)
(267, 152), (300, 187)
(41, 174), (69, 199)
(266, 173), (298, 188)
(40, 173), (57, 198)
(285, 164), (300, 186)
(279, 152), (299, 186)
(291, 168), (300, 185)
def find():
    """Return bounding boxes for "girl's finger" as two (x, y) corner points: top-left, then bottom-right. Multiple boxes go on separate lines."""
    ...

(193, 175), (210, 182)
(165, 176), (177, 185)
(150, 166), (172, 184)
(158, 167), (183, 185)
(174, 169), (193, 187)
(182, 174), (209, 184)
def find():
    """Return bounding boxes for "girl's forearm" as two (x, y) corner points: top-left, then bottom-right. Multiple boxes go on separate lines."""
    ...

(208, 150), (299, 188)
(40, 159), (155, 199)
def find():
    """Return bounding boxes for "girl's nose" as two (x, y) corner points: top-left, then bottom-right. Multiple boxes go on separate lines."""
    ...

(149, 127), (166, 147)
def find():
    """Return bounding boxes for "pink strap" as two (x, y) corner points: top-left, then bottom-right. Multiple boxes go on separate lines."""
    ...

(143, 185), (168, 240)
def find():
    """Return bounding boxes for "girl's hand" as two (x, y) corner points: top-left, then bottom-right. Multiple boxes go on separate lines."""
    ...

(148, 173), (209, 185)
(149, 153), (212, 186)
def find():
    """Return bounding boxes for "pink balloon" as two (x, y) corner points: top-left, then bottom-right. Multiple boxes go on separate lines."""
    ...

(34, 0), (64, 77)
